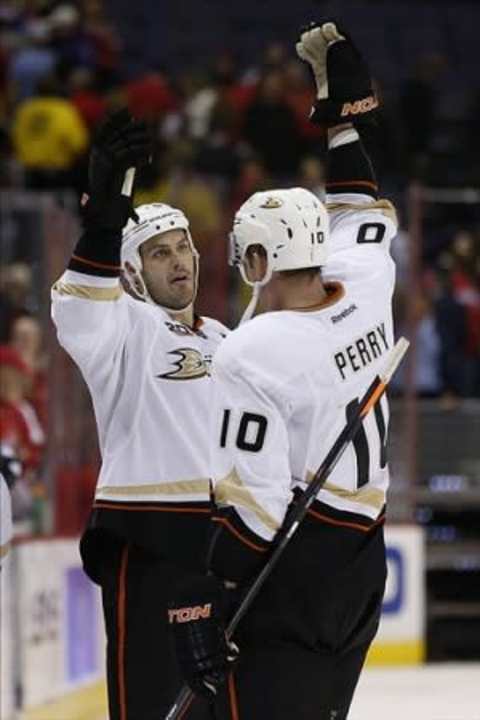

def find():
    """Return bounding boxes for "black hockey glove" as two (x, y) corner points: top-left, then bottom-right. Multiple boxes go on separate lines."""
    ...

(168, 576), (239, 700)
(296, 19), (378, 127)
(81, 108), (151, 233)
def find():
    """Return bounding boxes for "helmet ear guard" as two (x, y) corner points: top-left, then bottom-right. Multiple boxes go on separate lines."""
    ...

(120, 261), (146, 301)
(229, 216), (274, 288)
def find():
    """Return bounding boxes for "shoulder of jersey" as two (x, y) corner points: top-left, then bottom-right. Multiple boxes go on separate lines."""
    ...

(213, 312), (304, 377)
(200, 316), (230, 338)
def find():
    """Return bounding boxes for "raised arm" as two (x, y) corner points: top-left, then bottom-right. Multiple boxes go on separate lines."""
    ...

(297, 20), (397, 257)
(51, 110), (151, 383)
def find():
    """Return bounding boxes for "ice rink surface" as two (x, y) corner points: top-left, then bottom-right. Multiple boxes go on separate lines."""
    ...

(96, 663), (480, 720)
(350, 663), (480, 720)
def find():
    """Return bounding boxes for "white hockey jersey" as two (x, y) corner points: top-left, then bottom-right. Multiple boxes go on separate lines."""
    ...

(51, 271), (228, 506)
(210, 194), (397, 546)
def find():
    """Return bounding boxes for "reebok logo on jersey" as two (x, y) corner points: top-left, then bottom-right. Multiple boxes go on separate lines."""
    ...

(334, 322), (389, 380)
(157, 348), (210, 381)
(168, 603), (212, 623)
(331, 304), (358, 324)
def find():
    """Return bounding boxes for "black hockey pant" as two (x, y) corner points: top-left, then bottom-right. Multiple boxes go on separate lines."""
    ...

(213, 516), (387, 719)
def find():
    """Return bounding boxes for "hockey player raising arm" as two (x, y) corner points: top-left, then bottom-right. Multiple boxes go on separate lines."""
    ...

(51, 109), (228, 720)
(167, 21), (397, 720)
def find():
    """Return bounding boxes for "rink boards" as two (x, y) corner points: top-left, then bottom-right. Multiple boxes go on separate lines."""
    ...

(0, 525), (424, 719)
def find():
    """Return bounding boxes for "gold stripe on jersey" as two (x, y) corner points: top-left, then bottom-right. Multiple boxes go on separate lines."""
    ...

(215, 468), (280, 533)
(52, 281), (122, 301)
(0, 541), (11, 559)
(326, 198), (398, 225)
(306, 471), (385, 511)
(95, 478), (210, 499)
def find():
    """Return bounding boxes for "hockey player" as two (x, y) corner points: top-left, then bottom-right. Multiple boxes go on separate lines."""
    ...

(51, 110), (228, 719)
(168, 21), (396, 720)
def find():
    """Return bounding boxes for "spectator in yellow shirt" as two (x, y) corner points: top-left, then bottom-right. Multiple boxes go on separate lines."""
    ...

(11, 76), (89, 190)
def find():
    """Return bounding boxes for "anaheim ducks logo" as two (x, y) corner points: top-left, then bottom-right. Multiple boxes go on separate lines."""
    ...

(260, 196), (283, 209)
(157, 348), (209, 381)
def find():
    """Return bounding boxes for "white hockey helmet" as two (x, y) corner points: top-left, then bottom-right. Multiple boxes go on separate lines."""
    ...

(230, 187), (329, 285)
(229, 188), (329, 322)
(121, 203), (199, 310)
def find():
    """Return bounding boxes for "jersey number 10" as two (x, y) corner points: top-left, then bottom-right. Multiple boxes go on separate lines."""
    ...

(220, 410), (268, 452)
(220, 399), (388, 489)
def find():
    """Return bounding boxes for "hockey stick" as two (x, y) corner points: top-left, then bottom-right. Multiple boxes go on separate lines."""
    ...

(121, 167), (136, 196)
(164, 336), (409, 720)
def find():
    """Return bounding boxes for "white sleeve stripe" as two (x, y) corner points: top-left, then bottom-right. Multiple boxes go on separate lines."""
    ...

(326, 192), (374, 205)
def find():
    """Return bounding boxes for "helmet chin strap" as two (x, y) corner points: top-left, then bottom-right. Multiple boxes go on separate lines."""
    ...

(238, 250), (273, 326)
(239, 282), (261, 325)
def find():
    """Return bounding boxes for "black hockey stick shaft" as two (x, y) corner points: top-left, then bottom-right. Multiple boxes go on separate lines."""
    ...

(164, 337), (409, 720)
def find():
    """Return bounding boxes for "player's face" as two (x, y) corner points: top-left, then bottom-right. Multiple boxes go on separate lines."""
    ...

(140, 230), (195, 309)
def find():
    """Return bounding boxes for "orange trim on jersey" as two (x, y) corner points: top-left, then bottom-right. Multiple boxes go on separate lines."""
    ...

(307, 507), (386, 533)
(118, 545), (129, 720)
(93, 501), (211, 514)
(193, 315), (204, 331)
(72, 254), (122, 271)
(228, 672), (240, 720)
(212, 516), (268, 554)
(325, 180), (378, 191)
(291, 281), (345, 313)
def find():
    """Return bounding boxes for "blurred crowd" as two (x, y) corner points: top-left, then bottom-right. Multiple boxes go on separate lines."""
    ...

(0, 262), (46, 529)
(0, 1), (479, 531)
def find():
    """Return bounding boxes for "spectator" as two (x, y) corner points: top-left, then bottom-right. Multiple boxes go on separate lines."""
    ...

(9, 313), (48, 431)
(49, 3), (96, 82)
(283, 58), (323, 146)
(434, 268), (469, 404)
(68, 67), (108, 130)
(125, 71), (176, 122)
(244, 70), (303, 180)
(399, 53), (447, 177)
(83, 0), (122, 89)
(136, 160), (222, 239)
(7, 18), (56, 104)
(394, 294), (442, 397)
(0, 345), (44, 472)
(0, 263), (33, 341)
(231, 156), (270, 209)
(449, 230), (480, 395)
(11, 74), (89, 189)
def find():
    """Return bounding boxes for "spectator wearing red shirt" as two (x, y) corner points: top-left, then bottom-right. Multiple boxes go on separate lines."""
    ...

(125, 71), (177, 122)
(0, 345), (44, 471)
(9, 313), (48, 432)
(69, 68), (108, 131)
